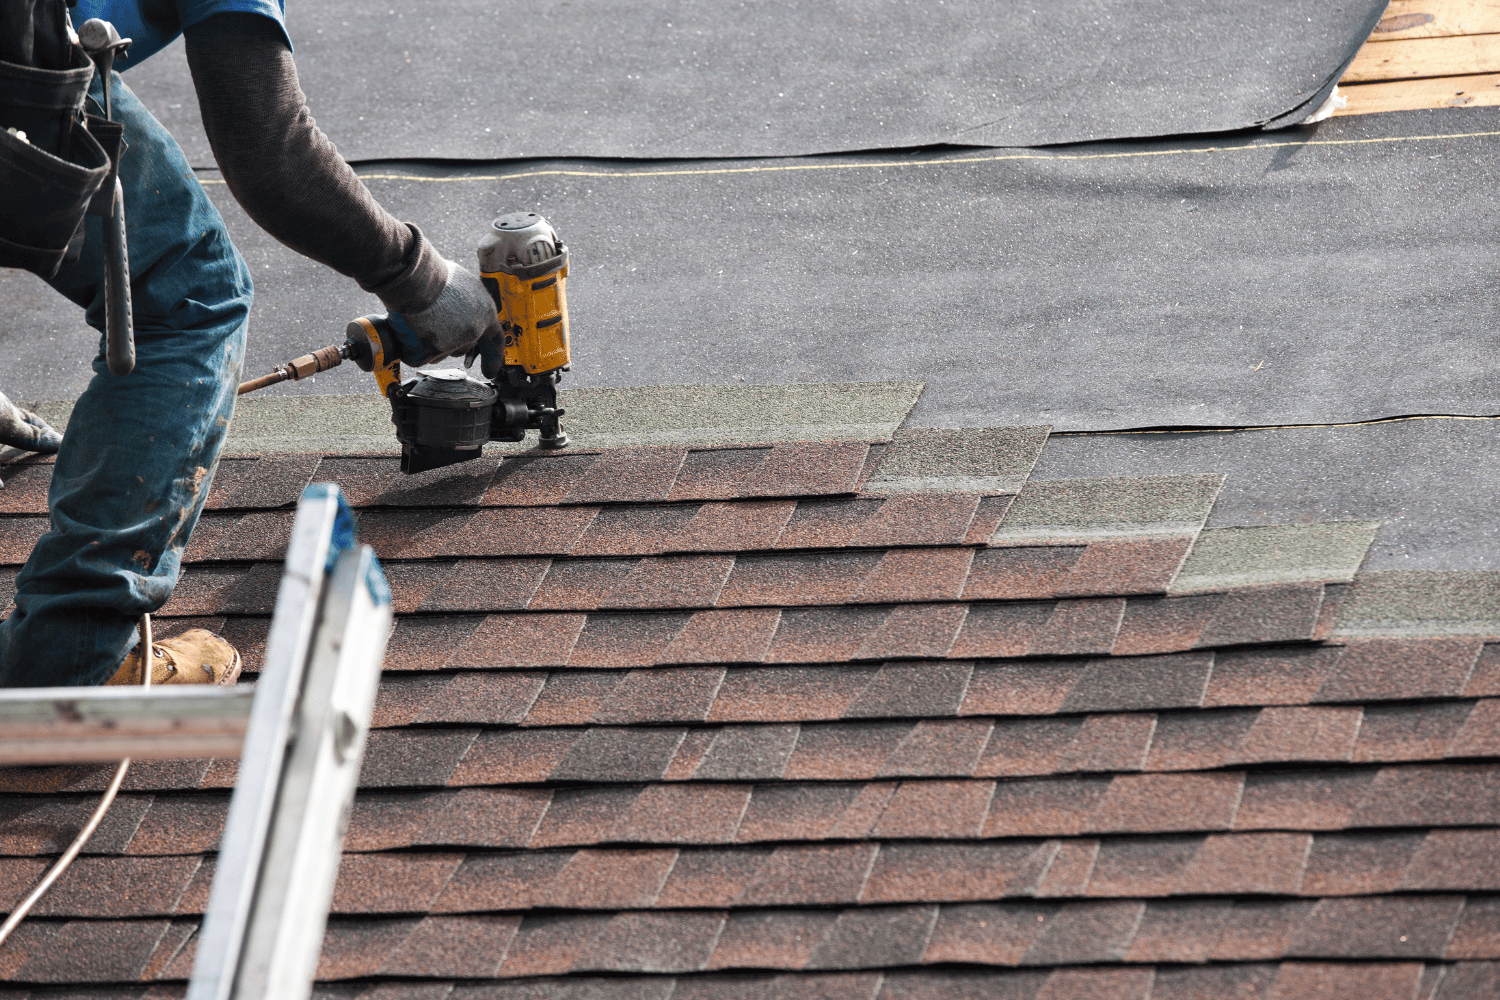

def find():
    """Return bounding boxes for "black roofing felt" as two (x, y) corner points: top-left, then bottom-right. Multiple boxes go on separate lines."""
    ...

(11, 105), (1492, 427)
(125, 0), (1386, 164)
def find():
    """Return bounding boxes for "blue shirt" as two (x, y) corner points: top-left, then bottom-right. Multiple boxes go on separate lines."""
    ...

(71, 0), (290, 71)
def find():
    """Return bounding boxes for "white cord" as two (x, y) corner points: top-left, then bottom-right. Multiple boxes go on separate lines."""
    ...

(0, 613), (152, 947)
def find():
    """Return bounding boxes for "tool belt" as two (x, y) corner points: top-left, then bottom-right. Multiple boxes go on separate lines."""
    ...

(0, 0), (114, 279)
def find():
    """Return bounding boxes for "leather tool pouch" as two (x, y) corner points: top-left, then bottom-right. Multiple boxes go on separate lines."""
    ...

(0, 1), (111, 279)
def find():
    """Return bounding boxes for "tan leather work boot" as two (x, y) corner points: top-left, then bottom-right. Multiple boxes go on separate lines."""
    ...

(106, 628), (243, 686)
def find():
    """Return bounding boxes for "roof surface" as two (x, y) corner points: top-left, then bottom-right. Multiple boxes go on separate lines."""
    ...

(1, 422), (1499, 998)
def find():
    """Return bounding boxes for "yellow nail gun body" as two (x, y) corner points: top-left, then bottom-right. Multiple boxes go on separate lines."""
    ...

(238, 213), (573, 475)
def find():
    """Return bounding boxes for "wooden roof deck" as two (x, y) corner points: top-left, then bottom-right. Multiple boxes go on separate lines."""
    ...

(1338, 0), (1500, 115)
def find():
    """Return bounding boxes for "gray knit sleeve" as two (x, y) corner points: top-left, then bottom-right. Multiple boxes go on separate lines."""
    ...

(182, 12), (447, 314)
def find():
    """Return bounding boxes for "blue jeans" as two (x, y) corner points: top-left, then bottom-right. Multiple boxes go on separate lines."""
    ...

(0, 73), (251, 687)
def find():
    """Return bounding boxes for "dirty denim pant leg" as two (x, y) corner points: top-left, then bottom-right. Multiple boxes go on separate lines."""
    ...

(0, 73), (251, 688)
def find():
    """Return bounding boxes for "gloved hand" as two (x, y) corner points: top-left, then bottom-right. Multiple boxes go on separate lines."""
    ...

(384, 256), (501, 368)
(0, 391), (62, 453)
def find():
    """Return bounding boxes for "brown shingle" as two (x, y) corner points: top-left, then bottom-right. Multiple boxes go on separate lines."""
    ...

(1060, 652), (1212, 713)
(985, 778), (1112, 838)
(1194, 584), (1325, 648)
(1300, 832), (1425, 896)
(455, 505), (598, 556)
(378, 915), (518, 978)
(434, 850), (569, 911)
(963, 496), (1016, 546)
(360, 730), (478, 789)
(568, 612), (692, 668)
(16, 856), (202, 918)
(783, 722), (913, 780)
(1021, 900), (1144, 965)
(1176, 832), (1312, 895)
(1401, 829), (1500, 891)
(414, 672), (547, 725)
(203, 454), (320, 509)
(976, 718), (1087, 778)
(497, 913), (611, 976)
(720, 551), (884, 607)
(804, 905), (938, 970)
(1032, 599), (1126, 656)
(879, 719), (994, 778)
(1351, 703), (1472, 762)
(331, 854), (464, 914)
(736, 442), (869, 499)
(529, 558), (638, 610)
(961, 662), (1085, 716)
(590, 667), (726, 724)
(1211, 900), (1316, 960)
(668, 447), (774, 502)
(736, 784), (867, 843)
(708, 909), (839, 970)
(529, 787), (643, 848)
(615, 785), (753, 845)
(856, 605), (969, 661)
(1085, 773), (1245, 834)
(1057, 536), (1193, 598)
(604, 554), (736, 609)
(1450, 698), (1500, 756)
(872, 781), (995, 839)
(564, 448), (688, 505)
(1446, 898), (1500, 960)
(1289, 896), (1466, 959)
(766, 607), (892, 663)
(485, 453), (598, 506)
(665, 728), (719, 780)
(948, 603), (1054, 659)
(922, 902), (1055, 965)
(549, 728), (688, 783)
(1036, 968), (1155, 1000)
(2, 918), (175, 982)
(659, 608), (782, 665)
(546, 849), (679, 909)
(586, 911), (727, 973)
(1032, 840), (1100, 898)
(447, 730), (579, 785)
(735, 844), (879, 906)
(1142, 710), (1255, 772)
(1237, 706), (1362, 764)
(448, 613), (586, 668)
(1234, 769), (1379, 832)
(775, 499), (886, 549)
(678, 499), (796, 551)
(1316, 639), (1485, 703)
(962, 547), (1083, 602)
(417, 558), (551, 612)
(656, 847), (775, 908)
(1203, 646), (1342, 707)
(1269, 962), (1426, 1000)
(1057, 714), (1157, 774)
(692, 725), (800, 781)
(861, 842), (1042, 904)
(1122, 901), (1230, 963)
(850, 494), (982, 548)
(1083, 838), (1199, 898)
(708, 665), (878, 723)
(569, 504), (702, 556)
(853, 548), (974, 603)
(1111, 593), (1217, 656)
(523, 673), (624, 726)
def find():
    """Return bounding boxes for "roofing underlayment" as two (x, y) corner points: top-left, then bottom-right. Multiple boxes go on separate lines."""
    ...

(1, 0), (1499, 996)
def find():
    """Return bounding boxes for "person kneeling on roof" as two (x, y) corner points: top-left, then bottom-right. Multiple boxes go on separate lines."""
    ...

(0, 0), (500, 688)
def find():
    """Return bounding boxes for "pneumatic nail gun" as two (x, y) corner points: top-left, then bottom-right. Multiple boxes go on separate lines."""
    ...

(238, 213), (572, 474)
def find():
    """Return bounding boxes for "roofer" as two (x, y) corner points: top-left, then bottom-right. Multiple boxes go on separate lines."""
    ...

(0, 0), (500, 688)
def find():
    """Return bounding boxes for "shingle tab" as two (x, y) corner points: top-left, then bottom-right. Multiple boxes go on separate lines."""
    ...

(993, 475), (1224, 544)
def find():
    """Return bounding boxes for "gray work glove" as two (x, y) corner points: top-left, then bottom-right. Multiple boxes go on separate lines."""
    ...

(0, 391), (62, 453)
(388, 257), (502, 368)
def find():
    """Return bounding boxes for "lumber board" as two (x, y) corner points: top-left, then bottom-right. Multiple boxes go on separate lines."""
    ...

(1372, 0), (1500, 40)
(0, 685), (251, 763)
(1344, 31), (1500, 80)
(1336, 71), (1500, 112)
